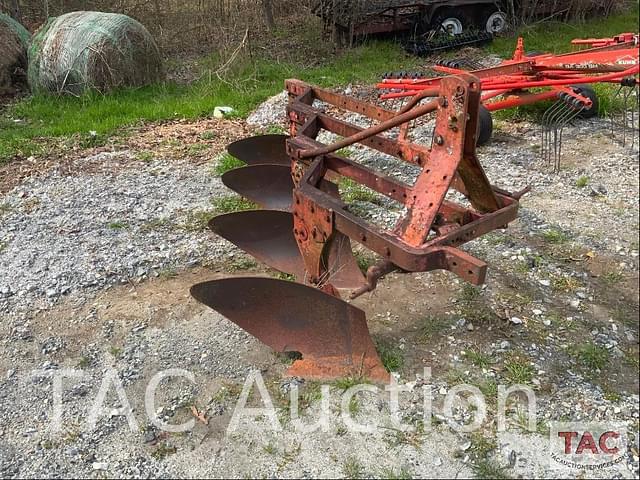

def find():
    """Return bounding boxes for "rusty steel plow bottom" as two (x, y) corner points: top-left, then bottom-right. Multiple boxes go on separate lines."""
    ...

(191, 277), (389, 382)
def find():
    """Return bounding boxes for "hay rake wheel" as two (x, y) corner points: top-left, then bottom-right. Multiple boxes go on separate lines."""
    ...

(191, 73), (524, 382)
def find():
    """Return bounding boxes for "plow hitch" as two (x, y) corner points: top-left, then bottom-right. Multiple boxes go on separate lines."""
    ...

(192, 74), (523, 381)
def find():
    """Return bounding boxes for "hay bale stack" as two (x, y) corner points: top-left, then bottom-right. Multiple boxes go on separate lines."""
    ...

(0, 13), (30, 95)
(28, 11), (164, 95)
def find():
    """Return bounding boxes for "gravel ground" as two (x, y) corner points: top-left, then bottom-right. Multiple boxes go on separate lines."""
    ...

(0, 84), (638, 479)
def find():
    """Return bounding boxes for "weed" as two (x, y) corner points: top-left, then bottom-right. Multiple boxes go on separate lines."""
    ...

(459, 283), (481, 302)
(180, 208), (216, 231)
(299, 382), (323, 410)
(187, 143), (209, 155)
(375, 338), (405, 372)
(601, 270), (624, 285)
(379, 466), (412, 480)
(478, 380), (498, 402)
(465, 349), (492, 369)
(340, 178), (383, 205)
(603, 388), (621, 403)
(263, 441), (277, 455)
(136, 150), (154, 162)
(226, 257), (258, 271)
(333, 376), (370, 391)
(551, 275), (583, 293)
(623, 348), (639, 369)
(575, 175), (589, 188)
(159, 267), (178, 279)
(108, 221), (128, 230)
(211, 382), (242, 404)
(275, 272), (295, 281)
(504, 355), (535, 385)
(342, 457), (364, 479)
(212, 195), (256, 214)
(349, 395), (360, 416)
(470, 432), (497, 458)
(336, 147), (354, 158)
(200, 131), (216, 140)
(213, 153), (245, 176)
(262, 124), (285, 135)
(0, 203), (13, 215)
(384, 428), (424, 449)
(77, 356), (91, 369)
(354, 250), (376, 274)
(570, 342), (610, 370)
(418, 315), (452, 342)
(109, 346), (122, 358)
(472, 460), (510, 479)
(0, 240), (7, 253)
(151, 442), (177, 460)
(542, 228), (569, 244)
(140, 217), (170, 232)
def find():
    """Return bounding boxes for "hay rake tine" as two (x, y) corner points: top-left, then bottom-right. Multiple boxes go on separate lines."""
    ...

(541, 99), (564, 167)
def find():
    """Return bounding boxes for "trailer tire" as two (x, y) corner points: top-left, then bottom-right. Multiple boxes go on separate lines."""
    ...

(571, 84), (599, 118)
(431, 8), (468, 35)
(482, 8), (509, 34)
(477, 105), (493, 146)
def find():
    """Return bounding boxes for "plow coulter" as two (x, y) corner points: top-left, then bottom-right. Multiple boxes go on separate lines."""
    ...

(192, 73), (525, 382)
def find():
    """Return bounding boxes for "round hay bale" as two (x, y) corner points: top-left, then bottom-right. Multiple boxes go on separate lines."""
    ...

(0, 13), (30, 95)
(28, 11), (164, 95)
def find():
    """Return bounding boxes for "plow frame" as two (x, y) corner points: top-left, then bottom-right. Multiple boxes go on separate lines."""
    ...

(284, 76), (521, 292)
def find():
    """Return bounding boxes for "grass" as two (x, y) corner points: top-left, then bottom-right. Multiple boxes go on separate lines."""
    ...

(542, 228), (569, 244)
(212, 196), (256, 214)
(571, 342), (610, 370)
(464, 349), (492, 369)
(472, 460), (510, 479)
(151, 442), (177, 460)
(470, 432), (497, 458)
(576, 175), (589, 188)
(418, 315), (452, 342)
(158, 267), (178, 279)
(379, 467), (413, 480)
(180, 196), (256, 231)
(339, 178), (383, 205)
(136, 150), (154, 162)
(0, 41), (419, 163)
(601, 270), (625, 285)
(342, 457), (365, 479)
(108, 221), (128, 230)
(213, 153), (245, 176)
(333, 376), (370, 391)
(375, 338), (405, 372)
(504, 354), (535, 385)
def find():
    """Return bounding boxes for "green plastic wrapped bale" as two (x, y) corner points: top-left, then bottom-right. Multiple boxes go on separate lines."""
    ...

(29, 11), (164, 95)
(0, 13), (30, 94)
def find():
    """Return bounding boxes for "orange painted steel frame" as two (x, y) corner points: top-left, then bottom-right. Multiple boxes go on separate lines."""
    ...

(376, 34), (640, 112)
(283, 76), (523, 296)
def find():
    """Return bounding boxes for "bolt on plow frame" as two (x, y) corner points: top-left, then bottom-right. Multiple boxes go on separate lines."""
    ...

(191, 73), (526, 382)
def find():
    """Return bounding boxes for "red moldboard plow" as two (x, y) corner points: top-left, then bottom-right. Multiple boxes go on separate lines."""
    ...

(192, 73), (524, 382)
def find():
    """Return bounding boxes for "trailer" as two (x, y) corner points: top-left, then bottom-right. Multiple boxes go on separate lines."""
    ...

(312, 0), (511, 45)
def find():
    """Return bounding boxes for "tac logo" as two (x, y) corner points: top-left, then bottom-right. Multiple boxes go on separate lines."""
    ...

(549, 422), (628, 471)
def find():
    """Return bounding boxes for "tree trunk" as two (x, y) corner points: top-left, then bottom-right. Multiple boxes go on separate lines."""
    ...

(262, 0), (275, 30)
